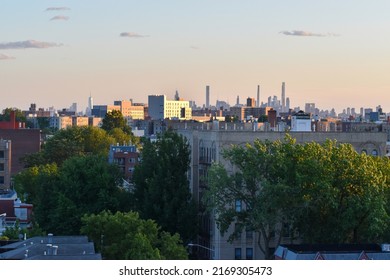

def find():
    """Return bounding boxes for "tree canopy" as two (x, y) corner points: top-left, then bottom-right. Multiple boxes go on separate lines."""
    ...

(14, 155), (131, 235)
(101, 110), (131, 134)
(22, 126), (120, 167)
(0, 108), (27, 123)
(81, 210), (188, 259)
(293, 141), (390, 244)
(132, 130), (198, 244)
(204, 135), (390, 259)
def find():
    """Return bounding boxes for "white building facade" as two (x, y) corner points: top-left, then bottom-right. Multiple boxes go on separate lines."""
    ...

(291, 111), (312, 132)
(148, 95), (192, 120)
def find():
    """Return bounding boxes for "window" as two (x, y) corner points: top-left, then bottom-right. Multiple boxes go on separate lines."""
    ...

(235, 200), (242, 212)
(0, 163), (3, 171)
(0, 151), (4, 158)
(372, 149), (378, 156)
(234, 248), (242, 260)
(246, 248), (253, 260)
(0, 176), (4, 184)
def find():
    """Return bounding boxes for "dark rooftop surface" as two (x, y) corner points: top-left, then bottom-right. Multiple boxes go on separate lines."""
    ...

(284, 243), (382, 253)
(0, 235), (101, 260)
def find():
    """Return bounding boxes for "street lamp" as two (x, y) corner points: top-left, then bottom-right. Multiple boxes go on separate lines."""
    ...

(187, 243), (214, 260)
(187, 243), (214, 252)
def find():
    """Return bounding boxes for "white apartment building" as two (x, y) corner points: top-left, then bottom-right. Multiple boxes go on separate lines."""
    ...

(148, 95), (192, 120)
(291, 111), (312, 132)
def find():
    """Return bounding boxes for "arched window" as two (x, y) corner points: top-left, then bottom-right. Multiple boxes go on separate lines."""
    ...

(372, 149), (378, 156)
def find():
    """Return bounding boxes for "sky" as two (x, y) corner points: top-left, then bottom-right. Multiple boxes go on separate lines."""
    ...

(1, 0), (390, 114)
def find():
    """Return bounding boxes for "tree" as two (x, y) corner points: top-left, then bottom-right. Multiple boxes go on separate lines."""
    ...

(81, 211), (188, 259)
(15, 154), (131, 235)
(101, 110), (131, 134)
(258, 115), (268, 122)
(51, 154), (127, 234)
(14, 163), (60, 230)
(203, 135), (390, 259)
(132, 130), (198, 243)
(2, 220), (23, 240)
(0, 108), (27, 122)
(293, 141), (390, 244)
(203, 136), (298, 259)
(22, 126), (116, 167)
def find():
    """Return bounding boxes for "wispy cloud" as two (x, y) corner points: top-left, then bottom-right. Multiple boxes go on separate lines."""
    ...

(0, 53), (15, 60)
(190, 46), (200, 50)
(120, 32), (149, 38)
(280, 30), (339, 37)
(45, 7), (71, 11)
(50, 15), (70, 21)
(0, 40), (63, 50)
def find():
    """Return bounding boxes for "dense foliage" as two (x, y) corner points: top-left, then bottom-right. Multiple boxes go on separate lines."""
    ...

(15, 155), (131, 235)
(204, 135), (390, 259)
(13, 124), (192, 259)
(132, 130), (198, 244)
(22, 126), (124, 167)
(81, 211), (188, 259)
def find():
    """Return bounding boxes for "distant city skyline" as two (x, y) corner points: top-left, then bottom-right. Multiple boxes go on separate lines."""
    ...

(1, 1), (390, 113)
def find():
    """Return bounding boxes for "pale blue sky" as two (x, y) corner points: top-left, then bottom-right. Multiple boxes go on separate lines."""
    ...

(1, 0), (390, 113)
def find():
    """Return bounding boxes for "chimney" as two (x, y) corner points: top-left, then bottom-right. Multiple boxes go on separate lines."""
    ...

(10, 111), (16, 129)
(48, 233), (53, 244)
(46, 244), (53, 255)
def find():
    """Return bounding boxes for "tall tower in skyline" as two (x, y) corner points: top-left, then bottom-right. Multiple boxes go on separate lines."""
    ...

(286, 97), (290, 112)
(206, 85), (210, 109)
(87, 94), (94, 116)
(257, 85), (260, 107)
(281, 82), (286, 112)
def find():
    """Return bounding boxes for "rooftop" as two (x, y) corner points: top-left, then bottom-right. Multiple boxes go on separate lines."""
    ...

(0, 235), (101, 260)
(275, 244), (390, 260)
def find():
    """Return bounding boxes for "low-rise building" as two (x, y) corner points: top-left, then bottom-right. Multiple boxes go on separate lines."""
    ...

(275, 244), (390, 260)
(108, 145), (140, 183)
(0, 189), (32, 226)
(0, 234), (101, 260)
(0, 129), (41, 176)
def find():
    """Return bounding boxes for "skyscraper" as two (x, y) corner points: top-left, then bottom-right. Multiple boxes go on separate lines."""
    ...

(206, 86), (210, 109)
(87, 94), (94, 116)
(286, 97), (290, 112)
(257, 85), (260, 107)
(281, 82), (286, 112)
